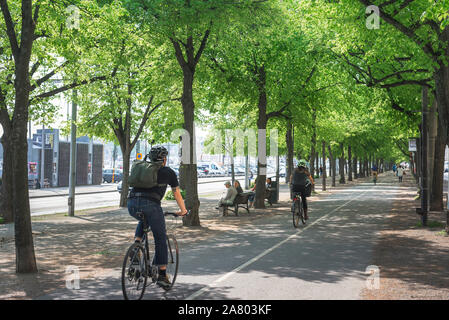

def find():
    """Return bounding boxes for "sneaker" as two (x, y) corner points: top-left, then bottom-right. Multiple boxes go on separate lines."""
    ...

(157, 274), (172, 289)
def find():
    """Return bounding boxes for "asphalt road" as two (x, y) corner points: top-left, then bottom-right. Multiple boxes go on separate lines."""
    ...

(37, 180), (402, 300)
(30, 179), (236, 216)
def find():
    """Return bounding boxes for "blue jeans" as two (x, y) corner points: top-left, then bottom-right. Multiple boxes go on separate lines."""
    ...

(128, 197), (168, 266)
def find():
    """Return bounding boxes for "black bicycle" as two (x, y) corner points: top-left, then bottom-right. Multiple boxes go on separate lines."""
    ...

(292, 192), (306, 228)
(121, 211), (188, 300)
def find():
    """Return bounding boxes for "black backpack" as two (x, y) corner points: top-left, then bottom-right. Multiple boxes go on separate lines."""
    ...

(292, 171), (310, 186)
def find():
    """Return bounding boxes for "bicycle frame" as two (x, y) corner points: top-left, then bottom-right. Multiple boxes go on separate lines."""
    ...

(137, 211), (176, 271)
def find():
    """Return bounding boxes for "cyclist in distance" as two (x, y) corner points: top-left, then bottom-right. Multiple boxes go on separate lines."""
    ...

(290, 159), (314, 220)
(371, 164), (378, 185)
(127, 146), (188, 289)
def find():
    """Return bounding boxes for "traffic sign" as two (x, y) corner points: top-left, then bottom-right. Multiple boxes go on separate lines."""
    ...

(408, 139), (417, 152)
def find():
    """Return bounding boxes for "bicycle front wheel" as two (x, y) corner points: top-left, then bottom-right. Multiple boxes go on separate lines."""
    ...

(164, 235), (179, 291)
(121, 242), (148, 300)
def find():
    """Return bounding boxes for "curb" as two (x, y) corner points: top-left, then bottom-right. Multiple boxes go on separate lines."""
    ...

(29, 189), (117, 199)
(28, 177), (247, 199)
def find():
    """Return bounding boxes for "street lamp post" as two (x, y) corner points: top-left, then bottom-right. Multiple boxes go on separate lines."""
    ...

(40, 124), (45, 188)
(245, 153), (249, 190)
(68, 89), (77, 217)
(420, 86), (428, 226)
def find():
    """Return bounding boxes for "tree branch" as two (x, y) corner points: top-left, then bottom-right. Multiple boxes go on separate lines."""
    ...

(0, 0), (19, 61)
(170, 38), (187, 68)
(30, 60), (41, 77)
(194, 27), (211, 65)
(0, 85), (11, 129)
(30, 61), (69, 91)
(358, 0), (437, 58)
(267, 99), (292, 119)
(131, 96), (154, 149)
(33, 1), (41, 24)
(377, 78), (432, 88)
(374, 68), (429, 84)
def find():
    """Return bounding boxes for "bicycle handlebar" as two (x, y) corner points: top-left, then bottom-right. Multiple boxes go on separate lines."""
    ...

(164, 210), (191, 217)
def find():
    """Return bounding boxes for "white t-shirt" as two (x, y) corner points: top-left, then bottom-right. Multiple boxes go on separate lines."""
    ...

(397, 167), (404, 177)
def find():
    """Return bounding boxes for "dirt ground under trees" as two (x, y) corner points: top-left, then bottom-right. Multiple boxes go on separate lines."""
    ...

(362, 174), (449, 299)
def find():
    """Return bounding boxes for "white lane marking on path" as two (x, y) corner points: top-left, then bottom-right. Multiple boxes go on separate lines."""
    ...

(185, 187), (374, 300)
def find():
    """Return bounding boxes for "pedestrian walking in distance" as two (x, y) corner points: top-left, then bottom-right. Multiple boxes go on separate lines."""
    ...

(397, 165), (404, 183)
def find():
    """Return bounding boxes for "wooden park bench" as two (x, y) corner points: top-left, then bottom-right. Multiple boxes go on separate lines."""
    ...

(223, 192), (251, 216)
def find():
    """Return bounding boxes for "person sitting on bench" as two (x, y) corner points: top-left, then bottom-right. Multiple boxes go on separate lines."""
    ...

(265, 178), (274, 205)
(248, 177), (257, 208)
(216, 181), (238, 213)
(234, 180), (244, 194)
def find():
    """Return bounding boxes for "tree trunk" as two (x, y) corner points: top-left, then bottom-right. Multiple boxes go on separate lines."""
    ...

(433, 40), (449, 146)
(367, 157), (370, 176)
(427, 99), (438, 198)
(171, 32), (210, 226)
(328, 145), (336, 187)
(12, 122), (37, 273)
(322, 141), (326, 191)
(10, 1), (38, 273)
(120, 149), (131, 207)
(348, 145), (353, 182)
(286, 120), (294, 184)
(339, 143), (346, 184)
(353, 156), (358, 179)
(365, 157), (369, 177)
(416, 135), (422, 184)
(359, 158), (365, 178)
(118, 85), (133, 208)
(430, 121), (445, 211)
(180, 68), (200, 226)
(0, 133), (13, 223)
(255, 66), (267, 209)
(310, 113), (316, 192)
(310, 107), (317, 187)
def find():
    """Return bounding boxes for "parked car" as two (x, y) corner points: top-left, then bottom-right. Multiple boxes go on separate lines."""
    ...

(226, 166), (249, 176)
(279, 167), (286, 178)
(117, 180), (122, 193)
(197, 168), (208, 177)
(103, 168), (122, 183)
(196, 163), (211, 177)
(207, 168), (221, 176)
(217, 167), (227, 176)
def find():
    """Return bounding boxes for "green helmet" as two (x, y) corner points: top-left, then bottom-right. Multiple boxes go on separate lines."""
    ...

(298, 159), (308, 167)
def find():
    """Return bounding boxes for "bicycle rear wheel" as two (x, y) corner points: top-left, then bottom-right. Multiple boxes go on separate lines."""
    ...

(121, 242), (148, 300)
(292, 199), (301, 228)
(164, 235), (179, 291)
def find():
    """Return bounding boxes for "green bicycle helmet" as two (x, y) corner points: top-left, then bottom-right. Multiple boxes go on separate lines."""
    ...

(298, 159), (308, 168)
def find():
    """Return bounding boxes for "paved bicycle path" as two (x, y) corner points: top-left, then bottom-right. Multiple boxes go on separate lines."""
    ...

(36, 176), (402, 300)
